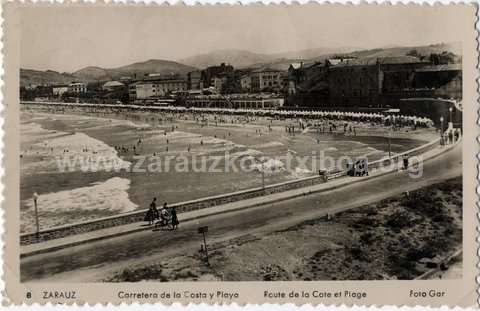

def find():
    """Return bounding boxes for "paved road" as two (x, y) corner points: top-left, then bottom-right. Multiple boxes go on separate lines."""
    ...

(21, 144), (462, 282)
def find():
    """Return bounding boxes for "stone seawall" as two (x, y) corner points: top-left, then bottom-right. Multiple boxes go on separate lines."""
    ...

(20, 173), (329, 245)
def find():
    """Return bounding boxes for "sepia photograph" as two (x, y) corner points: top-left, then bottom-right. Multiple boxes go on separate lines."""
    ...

(16, 5), (465, 286)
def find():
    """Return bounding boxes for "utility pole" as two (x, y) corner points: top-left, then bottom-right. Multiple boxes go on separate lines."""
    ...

(387, 126), (392, 159)
(261, 161), (265, 190)
(440, 116), (444, 146)
(33, 192), (40, 236)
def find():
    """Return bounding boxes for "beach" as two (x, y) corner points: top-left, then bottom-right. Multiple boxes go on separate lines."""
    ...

(20, 107), (436, 232)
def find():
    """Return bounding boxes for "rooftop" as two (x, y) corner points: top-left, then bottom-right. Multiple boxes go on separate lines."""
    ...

(289, 61), (317, 70)
(333, 56), (427, 67)
(103, 81), (125, 87)
(251, 67), (284, 73)
(415, 63), (462, 72)
(136, 78), (187, 85)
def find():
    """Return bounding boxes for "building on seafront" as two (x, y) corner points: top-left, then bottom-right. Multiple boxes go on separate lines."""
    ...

(201, 63), (234, 88)
(51, 82), (86, 97)
(248, 68), (286, 93)
(409, 63), (462, 99)
(287, 61), (326, 96)
(240, 74), (252, 92)
(52, 84), (69, 97)
(129, 77), (188, 103)
(186, 93), (285, 109)
(287, 56), (462, 110)
(67, 82), (87, 94)
(187, 71), (203, 90)
(212, 74), (229, 93)
(327, 56), (432, 107)
(102, 81), (125, 91)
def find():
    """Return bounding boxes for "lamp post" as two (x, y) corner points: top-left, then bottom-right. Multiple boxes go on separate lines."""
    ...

(440, 116), (444, 145)
(33, 192), (40, 235)
(261, 161), (265, 190)
(388, 127), (392, 159)
(449, 107), (453, 124)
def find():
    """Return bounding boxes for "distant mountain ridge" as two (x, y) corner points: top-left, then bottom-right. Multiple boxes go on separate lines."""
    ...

(341, 42), (461, 60)
(21, 42), (461, 87)
(178, 47), (360, 69)
(21, 59), (197, 87)
(20, 69), (77, 87)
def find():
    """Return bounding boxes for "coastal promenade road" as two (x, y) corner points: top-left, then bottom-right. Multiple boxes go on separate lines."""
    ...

(20, 143), (462, 282)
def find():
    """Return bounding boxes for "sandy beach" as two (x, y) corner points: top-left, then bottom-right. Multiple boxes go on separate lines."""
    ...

(20, 107), (436, 233)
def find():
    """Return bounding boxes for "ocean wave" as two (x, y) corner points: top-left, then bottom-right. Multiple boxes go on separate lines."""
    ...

(20, 177), (137, 232)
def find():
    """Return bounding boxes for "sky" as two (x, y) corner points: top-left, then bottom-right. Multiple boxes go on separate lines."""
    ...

(20, 5), (468, 73)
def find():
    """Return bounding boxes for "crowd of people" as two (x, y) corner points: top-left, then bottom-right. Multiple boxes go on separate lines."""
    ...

(22, 101), (435, 129)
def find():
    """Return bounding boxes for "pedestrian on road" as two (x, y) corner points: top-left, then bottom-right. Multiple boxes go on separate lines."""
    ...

(145, 197), (158, 225)
(160, 202), (169, 227)
(170, 206), (179, 230)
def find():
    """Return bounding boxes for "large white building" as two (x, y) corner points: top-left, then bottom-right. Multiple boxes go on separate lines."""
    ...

(130, 78), (187, 100)
(52, 85), (69, 96)
(250, 68), (285, 92)
(68, 82), (87, 94)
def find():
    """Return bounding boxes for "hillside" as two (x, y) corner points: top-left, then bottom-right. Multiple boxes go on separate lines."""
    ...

(269, 46), (359, 61)
(111, 59), (196, 78)
(72, 66), (111, 81)
(20, 69), (77, 87)
(21, 59), (197, 86)
(179, 49), (274, 69)
(21, 42), (461, 87)
(179, 43), (459, 72)
(179, 47), (360, 69)
(72, 59), (196, 81)
(334, 42), (461, 61)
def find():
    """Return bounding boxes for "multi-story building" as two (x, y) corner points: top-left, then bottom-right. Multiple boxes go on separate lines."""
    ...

(249, 68), (285, 92)
(130, 78), (187, 101)
(52, 84), (69, 97)
(212, 75), (228, 93)
(327, 56), (430, 107)
(287, 55), (461, 109)
(187, 71), (203, 90)
(128, 82), (138, 100)
(201, 63), (234, 87)
(68, 82), (87, 94)
(186, 93), (284, 109)
(287, 61), (324, 95)
(411, 63), (462, 99)
(240, 75), (251, 92)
